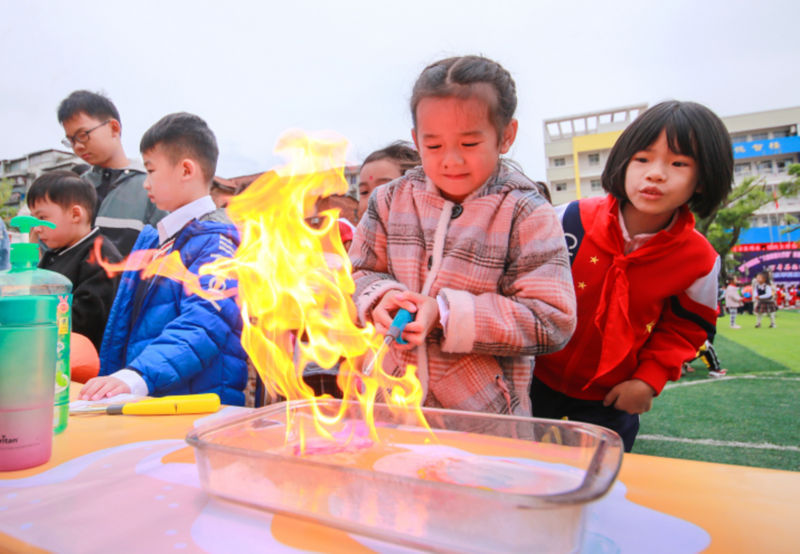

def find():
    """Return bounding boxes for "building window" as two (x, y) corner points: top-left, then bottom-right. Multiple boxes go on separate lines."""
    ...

(588, 153), (600, 165)
(757, 160), (773, 174)
(734, 162), (751, 176)
(730, 134), (748, 143)
(555, 182), (567, 192)
(751, 132), (768, 141)
(590, 179), (602, 191)
(553, 157), (566, 167)
(773, 130), (789, 138)
(777, 158), (795, 172)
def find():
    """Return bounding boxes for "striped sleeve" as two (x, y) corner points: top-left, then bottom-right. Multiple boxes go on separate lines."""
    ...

(349, 189), (406, 324)
(440, 196), (577, 356)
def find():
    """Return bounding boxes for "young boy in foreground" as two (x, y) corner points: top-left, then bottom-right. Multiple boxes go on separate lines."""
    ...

(80, 113), (248, 405)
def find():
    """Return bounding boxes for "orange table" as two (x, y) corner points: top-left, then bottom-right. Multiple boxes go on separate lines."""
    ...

(1, 400), (798, 553)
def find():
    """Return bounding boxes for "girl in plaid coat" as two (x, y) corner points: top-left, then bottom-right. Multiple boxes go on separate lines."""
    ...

(349, 56), (576, 416)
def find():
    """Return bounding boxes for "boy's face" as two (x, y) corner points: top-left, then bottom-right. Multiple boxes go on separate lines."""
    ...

(31, 199), (83, 250)
(62, 112), (120, 167)
(142, 145), (186, 212)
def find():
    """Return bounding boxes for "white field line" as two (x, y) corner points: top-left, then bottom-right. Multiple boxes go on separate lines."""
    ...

(664, 374), (800, 389)
(637, 435), (800, 452)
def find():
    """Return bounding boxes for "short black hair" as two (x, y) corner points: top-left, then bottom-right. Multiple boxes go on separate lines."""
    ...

(57, 90), (121, 125)
(602, 100), (733, 219)
(362, 141), (420, 174)
(140, 112), (218, 183)
(27, 170), (97, 222)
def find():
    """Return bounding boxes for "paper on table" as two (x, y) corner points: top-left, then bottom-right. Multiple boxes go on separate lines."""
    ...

(69, 394), (145, 411)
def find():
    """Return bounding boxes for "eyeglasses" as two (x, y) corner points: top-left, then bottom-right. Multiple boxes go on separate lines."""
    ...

(61, 120), (110, 148)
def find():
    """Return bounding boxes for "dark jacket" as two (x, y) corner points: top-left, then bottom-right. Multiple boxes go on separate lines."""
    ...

(98, 210), (248, 405)
(39, 228), (122, 351)
(81, 162), (167, 256)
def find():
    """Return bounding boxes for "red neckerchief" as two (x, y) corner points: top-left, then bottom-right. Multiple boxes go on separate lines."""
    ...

(588, 196), (695, 384)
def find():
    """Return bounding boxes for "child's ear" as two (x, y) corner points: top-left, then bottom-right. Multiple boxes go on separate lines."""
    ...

(411, 128), (419, 152)
(499, 119), (518, 154)
(109, 119), (122, 138)
(71, 204), (84, 223)
(180, 159), (197, 180)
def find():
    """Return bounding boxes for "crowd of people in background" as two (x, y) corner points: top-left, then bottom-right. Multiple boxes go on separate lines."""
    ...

(722, 271), (797, 329)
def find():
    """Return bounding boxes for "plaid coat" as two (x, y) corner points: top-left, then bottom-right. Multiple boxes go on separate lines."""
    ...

(350, 164), (576, 416)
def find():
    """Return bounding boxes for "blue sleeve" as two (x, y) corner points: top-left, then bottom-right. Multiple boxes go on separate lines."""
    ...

(126, 233), (242, 394)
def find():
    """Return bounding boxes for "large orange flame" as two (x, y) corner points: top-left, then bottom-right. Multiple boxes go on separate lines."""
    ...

(97, 131), (430, 451)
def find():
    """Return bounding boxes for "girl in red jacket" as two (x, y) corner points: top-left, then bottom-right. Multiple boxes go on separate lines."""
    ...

(532, 101), (733, 451)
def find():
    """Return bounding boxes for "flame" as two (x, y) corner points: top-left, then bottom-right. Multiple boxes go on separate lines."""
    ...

(95, 130), (430, 451)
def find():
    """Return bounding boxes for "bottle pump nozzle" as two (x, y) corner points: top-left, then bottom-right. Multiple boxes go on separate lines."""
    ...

(9, 215), (55, 268)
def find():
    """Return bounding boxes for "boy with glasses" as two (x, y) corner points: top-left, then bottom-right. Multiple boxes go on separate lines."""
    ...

(58, 90), (166, 255)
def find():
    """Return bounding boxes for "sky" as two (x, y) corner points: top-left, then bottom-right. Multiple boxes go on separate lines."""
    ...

(1, 0), (798, 180)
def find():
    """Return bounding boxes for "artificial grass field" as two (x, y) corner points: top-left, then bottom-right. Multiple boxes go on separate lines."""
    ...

(635, 309), (800, 471)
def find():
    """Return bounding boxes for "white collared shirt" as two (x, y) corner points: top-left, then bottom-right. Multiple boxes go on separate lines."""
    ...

(111, 194), (217, 395)
(617, 206), (678, 255)
(156, 195), (217, 245)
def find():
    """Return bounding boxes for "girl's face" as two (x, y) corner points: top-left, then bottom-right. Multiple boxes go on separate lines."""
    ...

(412, 94), (516, 203)
(756, 274), (765, 284)
(357, 158), (402, 220)
(623, 129), (699, 231)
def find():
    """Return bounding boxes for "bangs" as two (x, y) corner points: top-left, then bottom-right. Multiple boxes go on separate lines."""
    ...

(603, 100), (733, 219)
(662, 110), (698, 160)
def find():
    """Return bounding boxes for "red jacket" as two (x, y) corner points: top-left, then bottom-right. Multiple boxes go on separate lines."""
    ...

(534, 195), (718, 401)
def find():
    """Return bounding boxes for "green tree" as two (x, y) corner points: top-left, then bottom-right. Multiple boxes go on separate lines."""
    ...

(695, 164), (800, 283)
(0, 178), (20, 225)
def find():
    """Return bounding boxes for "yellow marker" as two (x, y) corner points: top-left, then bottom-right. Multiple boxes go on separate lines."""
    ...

(70, 393), (221, 415)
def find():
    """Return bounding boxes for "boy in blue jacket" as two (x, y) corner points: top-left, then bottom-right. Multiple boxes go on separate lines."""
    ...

(80, 113), (248, 405)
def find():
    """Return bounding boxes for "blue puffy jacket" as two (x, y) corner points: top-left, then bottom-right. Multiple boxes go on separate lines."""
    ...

(99, 211), (248, 405)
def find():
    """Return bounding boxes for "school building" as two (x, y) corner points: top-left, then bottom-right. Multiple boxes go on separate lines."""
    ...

(543, 104), (800, 229)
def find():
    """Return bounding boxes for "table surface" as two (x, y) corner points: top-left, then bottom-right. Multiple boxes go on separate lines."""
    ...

(2, 397), (798, 553)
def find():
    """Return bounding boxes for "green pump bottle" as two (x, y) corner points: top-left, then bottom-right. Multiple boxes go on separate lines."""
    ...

(0, 216), (73, 442)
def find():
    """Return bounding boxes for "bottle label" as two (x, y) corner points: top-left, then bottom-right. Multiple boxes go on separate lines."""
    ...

(54, 294), (72, 432)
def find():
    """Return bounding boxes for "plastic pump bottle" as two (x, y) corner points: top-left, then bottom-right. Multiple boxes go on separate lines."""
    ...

(0, 216), (72, 470)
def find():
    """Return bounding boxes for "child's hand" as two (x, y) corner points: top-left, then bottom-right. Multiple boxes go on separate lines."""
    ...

(603, 379), (656, 414)
(389, 291), (440, 348)
(371, 290), (417, 335)
(80, 376), (131, 401)
(371, 290), (440, 348)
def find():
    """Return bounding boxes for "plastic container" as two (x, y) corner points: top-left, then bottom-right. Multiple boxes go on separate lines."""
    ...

(187, 399), (623, 553)
(1, 216), (72, 435)
(0, 216), (71, 470)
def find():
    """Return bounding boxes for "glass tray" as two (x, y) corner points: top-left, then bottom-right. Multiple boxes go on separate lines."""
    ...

(186, 399), (623, 553)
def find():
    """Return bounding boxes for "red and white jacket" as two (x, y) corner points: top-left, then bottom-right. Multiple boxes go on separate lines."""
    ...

(534, 195), (719, 401)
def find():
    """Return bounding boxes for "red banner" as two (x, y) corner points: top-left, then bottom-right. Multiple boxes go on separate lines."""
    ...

(732, 242), (798, 253)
